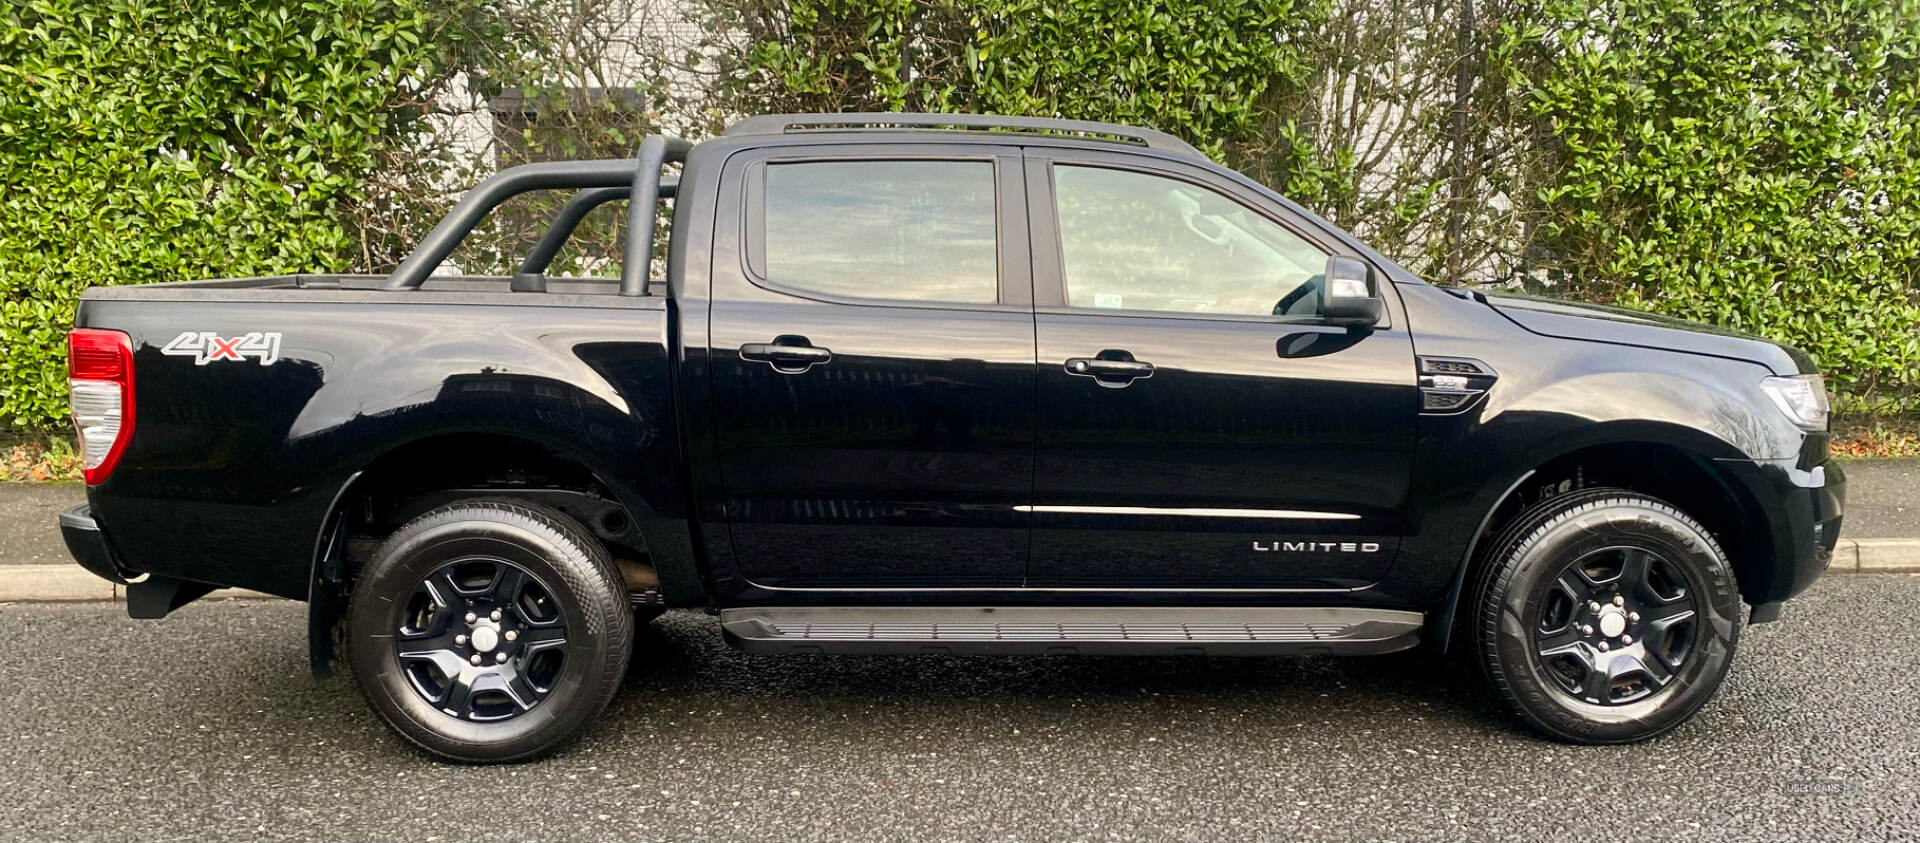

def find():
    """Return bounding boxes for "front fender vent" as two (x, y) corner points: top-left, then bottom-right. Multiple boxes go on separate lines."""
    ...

(1417, 356), (1497, 415)
(1420, 357), (1490, 376)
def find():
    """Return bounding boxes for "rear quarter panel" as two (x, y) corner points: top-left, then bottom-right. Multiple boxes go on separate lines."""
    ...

(76, 290), (679, 598)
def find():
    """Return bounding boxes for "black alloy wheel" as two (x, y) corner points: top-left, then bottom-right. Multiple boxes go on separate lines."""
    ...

(348, 499), (631, 763)
(393, 558), (571, 722)
(1474, 489), (1742, 744)
(1530, 546), (1700, 706)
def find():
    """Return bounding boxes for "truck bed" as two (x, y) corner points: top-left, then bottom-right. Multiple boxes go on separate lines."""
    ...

(73, 275), (681, 600)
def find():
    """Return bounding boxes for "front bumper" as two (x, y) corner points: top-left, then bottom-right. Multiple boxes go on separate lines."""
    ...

(1740, 460), (1844, 621)
(1796, 462), (1846, 584)
(59, 504), (134, 584)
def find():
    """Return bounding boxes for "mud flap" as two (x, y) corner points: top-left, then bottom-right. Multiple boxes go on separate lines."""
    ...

(126, 577), (217, 619)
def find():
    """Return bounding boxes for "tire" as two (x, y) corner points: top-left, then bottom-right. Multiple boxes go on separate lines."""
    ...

(1473, 489), (1742, 744)
(347, 498), (632, 763)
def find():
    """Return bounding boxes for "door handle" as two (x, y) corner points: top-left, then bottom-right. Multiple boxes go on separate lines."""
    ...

(740, 335), (832, 374)
(1064, 350), (1154, 388)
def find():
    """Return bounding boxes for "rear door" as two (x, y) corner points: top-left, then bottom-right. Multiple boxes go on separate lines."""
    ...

(704, 144), (1036, 590)
(1024, 151), (1417, 590)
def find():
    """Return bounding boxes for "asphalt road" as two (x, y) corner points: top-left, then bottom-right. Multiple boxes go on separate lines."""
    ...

(0, 483), (86, 565)
(1843, 457), (1920, 540)
(3, 577), (1916, 843)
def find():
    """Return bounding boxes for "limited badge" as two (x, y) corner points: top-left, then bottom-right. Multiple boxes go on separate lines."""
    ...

(160, 331), (283, 366)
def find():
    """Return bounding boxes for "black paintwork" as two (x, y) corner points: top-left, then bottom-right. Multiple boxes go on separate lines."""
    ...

(65, 120), (1842, 641)
(75, 289), (685, 600)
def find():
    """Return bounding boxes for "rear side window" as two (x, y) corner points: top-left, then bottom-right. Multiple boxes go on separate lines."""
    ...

(761, 160), (999, 303)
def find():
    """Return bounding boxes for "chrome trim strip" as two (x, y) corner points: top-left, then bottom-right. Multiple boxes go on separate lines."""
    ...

(1014, 505), (1360, 520)
(739, 582), (1361, 594)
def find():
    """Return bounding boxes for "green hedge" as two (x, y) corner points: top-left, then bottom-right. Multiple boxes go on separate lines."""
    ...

(1508, 0), (1920, 401)
(704, 0), (1332, 189)
(710, 0), (1920, 406)
(0, 0), (505, 430)
(6, 0), (1918, 434)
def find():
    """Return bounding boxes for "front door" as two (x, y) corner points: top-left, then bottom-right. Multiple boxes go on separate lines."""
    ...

(1024, 153), (1417, 589)
(705, 146), (1036, 589)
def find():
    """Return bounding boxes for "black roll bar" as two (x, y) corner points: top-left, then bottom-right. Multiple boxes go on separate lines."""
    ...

(515, 176), (678, 277)
(517, 186), (630, 276)
(384, 135), (689, 295)
(621, 135), (694, 296)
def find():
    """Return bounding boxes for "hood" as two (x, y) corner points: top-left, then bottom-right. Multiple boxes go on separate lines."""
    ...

(1476, 291), (1814, 375)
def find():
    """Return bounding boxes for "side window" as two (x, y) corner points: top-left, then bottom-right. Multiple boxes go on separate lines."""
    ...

(761, 160), (999, 303)
(1052, 165), (1330, 317)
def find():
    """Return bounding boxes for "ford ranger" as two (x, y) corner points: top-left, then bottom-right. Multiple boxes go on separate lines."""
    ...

(57, 113), (1844, 762)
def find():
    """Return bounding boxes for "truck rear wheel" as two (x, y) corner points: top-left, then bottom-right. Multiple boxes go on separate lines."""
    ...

(346, 499), (631, 763)
(1473, 489), (1742, 743)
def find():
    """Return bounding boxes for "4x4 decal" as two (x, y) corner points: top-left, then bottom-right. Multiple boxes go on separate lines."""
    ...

(160, 331), (282, 366)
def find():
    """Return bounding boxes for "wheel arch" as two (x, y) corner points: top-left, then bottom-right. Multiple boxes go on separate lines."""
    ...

(1430, 432), (1773, 653)
(305, 429), (689, 678)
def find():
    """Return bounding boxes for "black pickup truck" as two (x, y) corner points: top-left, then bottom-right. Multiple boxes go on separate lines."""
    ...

(59, 113), (1843, 762)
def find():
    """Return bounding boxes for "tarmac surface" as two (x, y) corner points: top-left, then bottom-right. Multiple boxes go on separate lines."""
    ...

(2, 576), (1916, 842)
(1840, 457), (1920, 540)
(0, 483), (84, 566)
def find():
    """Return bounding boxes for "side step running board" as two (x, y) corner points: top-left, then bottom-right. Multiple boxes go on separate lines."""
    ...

(720, 606), (1423, 656)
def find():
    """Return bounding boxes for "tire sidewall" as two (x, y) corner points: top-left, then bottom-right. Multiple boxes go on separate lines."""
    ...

(1486, 499), (1743, 742)
(348, 508), (627, 762)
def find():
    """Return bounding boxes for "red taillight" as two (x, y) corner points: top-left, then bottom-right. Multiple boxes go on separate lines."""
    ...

(68, 329), (135, 485)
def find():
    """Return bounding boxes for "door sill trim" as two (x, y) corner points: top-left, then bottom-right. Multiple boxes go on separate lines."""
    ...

(722, 605), (1422, 655)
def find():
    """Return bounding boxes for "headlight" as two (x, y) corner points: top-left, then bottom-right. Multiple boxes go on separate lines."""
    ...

(1760, 374), (1829, 431)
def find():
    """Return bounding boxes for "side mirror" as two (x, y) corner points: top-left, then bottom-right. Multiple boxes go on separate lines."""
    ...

(1321, 256), (1383, 328)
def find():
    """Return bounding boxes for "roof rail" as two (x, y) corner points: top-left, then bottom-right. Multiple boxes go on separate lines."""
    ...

(724, 112), (1206, 160)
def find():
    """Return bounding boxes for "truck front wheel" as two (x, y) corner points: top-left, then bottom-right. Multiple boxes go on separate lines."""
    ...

(346, 499), (632, 763)
(1473, 490), (1743, 743)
